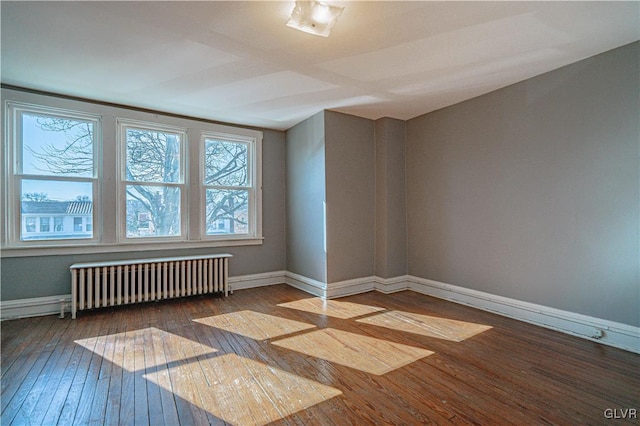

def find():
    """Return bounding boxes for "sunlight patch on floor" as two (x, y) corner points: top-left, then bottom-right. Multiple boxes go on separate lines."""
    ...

(357, 311), (493, 341)
(145, 353), (342, 426)
(272, 328), (433, 375)
(193, 310), (316, 340)
(74, 326), (218, 370)
(278, 297), (386, 319)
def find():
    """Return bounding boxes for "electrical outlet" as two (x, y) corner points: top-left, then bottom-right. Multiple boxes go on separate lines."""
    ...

(590, 328), (604, 339)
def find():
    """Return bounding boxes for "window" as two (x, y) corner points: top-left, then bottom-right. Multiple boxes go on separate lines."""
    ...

(40, 217), (50, 232)
(54, 217), (63, 232)
(203, 134), (257, 238)
(119, 120), (185, 240)
(4, 96), (262, 253)
(7, 103), (99, 244)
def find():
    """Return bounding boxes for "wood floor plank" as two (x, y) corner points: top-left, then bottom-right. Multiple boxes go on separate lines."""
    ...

(132, 321), (150, 425)
(1, 317), (52, 378)
(87, 377), (110, 425)
(116, 329), (136, 426)
(55, 316), (105, 426)
(143, 327), (165, 426)
(2, 285), (639, 426)
(71, 316), (116, 425)
(21, 338), (77, 425)
(166, 323), (215, 426)
(189, 323), (258, 424)
(40, 342), (85, 425)
(1, 317), (73, 423)
(103, 322), (126, 426)
(160, 326), (201, 425)
(150, 327), (181, 426)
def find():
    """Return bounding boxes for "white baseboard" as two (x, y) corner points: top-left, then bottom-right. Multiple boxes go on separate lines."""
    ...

(229, 270), (287, 291)
(285, 271), (327, 298)
(310, 273), (639, 354)
(323, 274), (412, 297)
(1, 271), (288, 320)
(326, 276), (376, 298)
(1, 295), (70, 320)
(407, 276), (640, 354)
(375, 275), (412, 294)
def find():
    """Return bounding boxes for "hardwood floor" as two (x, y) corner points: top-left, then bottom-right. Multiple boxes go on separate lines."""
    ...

(2, 284), (639, 425)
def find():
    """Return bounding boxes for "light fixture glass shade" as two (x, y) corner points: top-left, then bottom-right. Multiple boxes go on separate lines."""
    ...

(286, 1), (345, 37)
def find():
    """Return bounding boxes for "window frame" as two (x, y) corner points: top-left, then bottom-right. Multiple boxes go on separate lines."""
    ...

(2, 94), (264, 256)
(5, 102), (102, 247)
(117, 118), (188, 243)
(201, 131), (261, 241)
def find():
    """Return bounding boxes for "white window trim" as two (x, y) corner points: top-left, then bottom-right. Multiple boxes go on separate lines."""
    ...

(200, 131), (263, 241)
(4, 101), (102, 248)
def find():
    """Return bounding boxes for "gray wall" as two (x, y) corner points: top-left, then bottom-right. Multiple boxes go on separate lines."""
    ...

(375, 117), (407, 279)
(3, 43), (638, 329)
(285, 112), (327, 283)
(1, 90), (287, 301)
(324, 111), (375, 283)
(406, 42), (639, 326)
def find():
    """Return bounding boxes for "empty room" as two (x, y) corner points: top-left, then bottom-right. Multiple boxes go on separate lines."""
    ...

(1, 1), (639, 425)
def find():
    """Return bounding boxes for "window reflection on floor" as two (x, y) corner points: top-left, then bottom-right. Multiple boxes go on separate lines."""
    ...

(145, 353), (342, 426)
(278, 297), (385, 319)
(357, 310), (493, 341)
(71, 296), (493, 425)
(272, 328), (434, 375)
(75, 327), (341, 426)
(74, 326), (218, 370)
(193, 310), (316, 340)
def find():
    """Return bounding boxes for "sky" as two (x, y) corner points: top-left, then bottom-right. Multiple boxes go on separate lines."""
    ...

(20, 113), (94, 202)
(21, 179), (92, 202)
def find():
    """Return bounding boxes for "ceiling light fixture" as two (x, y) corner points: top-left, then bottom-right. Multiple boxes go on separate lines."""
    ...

(286, 1), (345, 37)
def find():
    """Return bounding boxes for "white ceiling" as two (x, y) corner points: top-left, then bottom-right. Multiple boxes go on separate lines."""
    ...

(2, 1), (638, 131)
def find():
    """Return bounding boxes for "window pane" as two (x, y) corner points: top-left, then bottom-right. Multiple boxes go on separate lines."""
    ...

(204, 139), (248, 186)
(40, 217), (50, 232)
(22, 113), (94, 177)
(20, 180), (93, 241)
(126, 185), (181, 238)
(126, 129), (181, 183)
(205, 189), (249, 235)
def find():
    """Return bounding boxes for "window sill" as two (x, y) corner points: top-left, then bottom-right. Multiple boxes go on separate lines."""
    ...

(0, 237), (264, 258)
